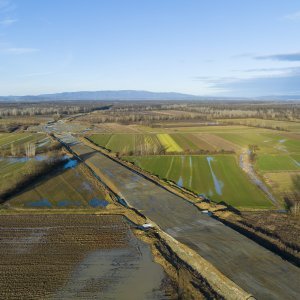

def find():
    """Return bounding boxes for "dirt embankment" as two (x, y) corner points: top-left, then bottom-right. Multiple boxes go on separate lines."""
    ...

(145, 229), (253, 300)
(121, 209), (252, 299)
(82, 136), (300, 268)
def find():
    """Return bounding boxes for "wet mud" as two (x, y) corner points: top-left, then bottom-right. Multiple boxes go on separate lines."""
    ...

(0, 214), (177, 300)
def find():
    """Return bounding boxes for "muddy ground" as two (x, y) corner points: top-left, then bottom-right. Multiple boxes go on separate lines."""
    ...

(0, 214), (177, 300)
(241, 211), (300, 249)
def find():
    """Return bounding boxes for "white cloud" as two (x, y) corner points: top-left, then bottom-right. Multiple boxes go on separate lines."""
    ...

(284, 11), (300, 21)
(2, 47), (39, 54)
(0, 18), (17, 26)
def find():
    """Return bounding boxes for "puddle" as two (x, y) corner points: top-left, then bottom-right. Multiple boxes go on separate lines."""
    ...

(0, 157), (28, 163)
(189, 156), (193, 187)
(63, 158), (78, 169)
(177, 176), (183, 187)
(89, 198), (109, 208)
(81, 181), (93, 192)
(54, 231), (172, 300)
(25, 199), (52, 208)
(57, 200), (81, 207)
(34, 155), (48, 161)
(293, 159), (300, 167)
(206, 157), (224, 196)
(1, 154), (57, 163)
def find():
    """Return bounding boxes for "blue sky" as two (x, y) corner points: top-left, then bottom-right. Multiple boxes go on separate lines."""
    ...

(0, 0), (300, 96)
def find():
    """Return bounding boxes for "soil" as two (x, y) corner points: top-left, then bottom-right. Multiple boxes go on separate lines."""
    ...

(241, 211), (300, 250)
(0, 214), (178, 300)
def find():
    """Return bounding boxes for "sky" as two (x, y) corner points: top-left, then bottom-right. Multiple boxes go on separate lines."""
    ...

(0, 0), (300, 97)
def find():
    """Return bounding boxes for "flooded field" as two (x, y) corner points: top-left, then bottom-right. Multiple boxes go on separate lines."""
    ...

(7, 158), (109, 209)
(0, 214), (177, 300)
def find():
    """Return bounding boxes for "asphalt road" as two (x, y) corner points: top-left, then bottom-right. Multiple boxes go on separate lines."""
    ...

(55, 133), (300, 299)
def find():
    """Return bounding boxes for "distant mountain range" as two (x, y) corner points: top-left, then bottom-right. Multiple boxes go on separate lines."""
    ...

(0, 90), (199, 101)
(0, 90), (300, 101)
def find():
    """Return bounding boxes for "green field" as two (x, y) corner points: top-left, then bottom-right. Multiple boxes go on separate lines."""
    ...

(256, 155), (300, 172)
(0, 133), (47, 147)
(89, 129), (300, 155)
(89, 133), (162, 154)
(263, 171), (300, 200)
(89, 132), (237, 154)
(0, 133), (50, 154)
(0, 158), (28, 195)
(215, 132), (300, 154)
(126, 155), (272, 208)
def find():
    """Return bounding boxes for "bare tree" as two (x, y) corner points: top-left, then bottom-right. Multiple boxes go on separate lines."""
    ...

(25, 142), (36, 157)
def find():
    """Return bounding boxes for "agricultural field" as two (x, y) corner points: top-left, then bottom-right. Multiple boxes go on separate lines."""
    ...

(88, 123), (299, 208)
(6, 159), (109, 209)
(0, 214), (176, 299)
(0, 133), (61, 201)
(89, 132), (238, 154)
(126, 155), (272, 208)
(0, 132), (50, 152)
(215, 132), (300, 154)
(0, 115), (53, 132)
(89, 133), (162, 154)
(254, 154), (300, 203)
(0, 157), (31, 196)
(219, 118), (300, 132)
(89, 126), (300, 156)
(256, 154), (300, 172)
(262, 172), (299, 201)
(157, 133), (183, 152)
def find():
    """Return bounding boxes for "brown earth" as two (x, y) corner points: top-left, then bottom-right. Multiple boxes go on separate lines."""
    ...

(241, 211), (300, 251)
(0, 214), (178, 300)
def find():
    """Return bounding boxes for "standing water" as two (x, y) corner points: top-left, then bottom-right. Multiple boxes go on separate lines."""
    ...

(206, 156), (224, 196)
